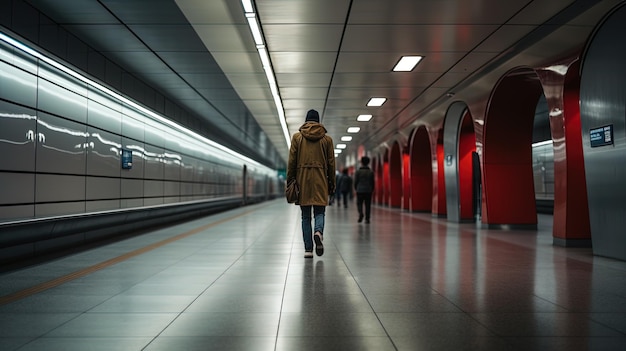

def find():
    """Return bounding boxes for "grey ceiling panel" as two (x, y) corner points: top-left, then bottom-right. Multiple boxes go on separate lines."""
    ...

(191, 25), (253, 51)
(27, 0), (118, 23)
(271, 52), (337, 73)
(128, 25), (208, 52)
(101, 0), (189, 24)
(256, 0), (351, 24)
(264, 24), (344, 51)
(342, 25), (500, 52)
(349, 0), (528, 24)
(157, 52), (222, 73)
(64, 25), (147, 52)
(96, 51), (170, 74)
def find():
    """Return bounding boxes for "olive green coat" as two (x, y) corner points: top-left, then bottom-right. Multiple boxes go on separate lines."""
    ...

(287, 122), (336, 206)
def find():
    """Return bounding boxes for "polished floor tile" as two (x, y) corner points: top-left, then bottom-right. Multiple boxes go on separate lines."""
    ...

(1, 200), (626, 350)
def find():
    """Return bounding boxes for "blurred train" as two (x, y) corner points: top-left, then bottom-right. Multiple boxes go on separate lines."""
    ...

(0, 31), (282, 265)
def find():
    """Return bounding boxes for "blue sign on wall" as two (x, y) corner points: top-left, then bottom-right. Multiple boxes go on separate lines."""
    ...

(121, 149), (133, 169)
(590, 125), (614, 147)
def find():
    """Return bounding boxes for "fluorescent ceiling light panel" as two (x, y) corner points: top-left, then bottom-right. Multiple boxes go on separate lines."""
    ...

(367, 97), (386, 106)
(341, 136), (352, 142)
(393, 56), (423, 71)
(357, 114), (372, 122)
(241, 0), (253, 13)
(246, 14), (264, 45)
(334, 149), (342, 153)
(337, 144), (347, 149)
(347, 127), (360, 133)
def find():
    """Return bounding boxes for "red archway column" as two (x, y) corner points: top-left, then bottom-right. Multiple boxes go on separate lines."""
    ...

(410, 127), (433, 212)
(481, 69), (541, 226)
(402, 150), (411, 210)
(536, 60), (591, 245)
(376, 155), (384, 205)
(432, 129), (447, 216)
(382, 152), (390, 206)
(389, 142), (402, 208)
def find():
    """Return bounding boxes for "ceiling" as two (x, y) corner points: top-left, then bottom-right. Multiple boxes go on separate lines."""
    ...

(23, 0), (619, 169)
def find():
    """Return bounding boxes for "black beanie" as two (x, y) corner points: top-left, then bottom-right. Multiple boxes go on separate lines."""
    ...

(305, 109), (320, 122)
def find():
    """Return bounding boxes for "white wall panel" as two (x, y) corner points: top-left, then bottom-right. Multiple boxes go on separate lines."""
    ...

(37, 78), (88, 124)
(0, 101), (37, 172)
(35, 202), (85, 217)
(144, 144), (164, 179)
(121, 109), (145, 142)
(121, 198), (144, 208)
(86, 126), (121, 177)
(163, 151), (182, 181)
(36, 113), (87, 174)
(144, 180), (164, 197)
(86, 199), (121, 212)
(0, 60), (37, 107)
(163, 181), (180, 197)
(144, 197), (164, 206)
(0, 173), (34, 204)
(121, 178), (144, 198)
(38, 61), (88, 97)
(0, 205), (35, 221)
(87, 99), (122, 135)
(0, 41), (37, 74)
(86, 177), (121, 200)
(35, 174), (86, 202)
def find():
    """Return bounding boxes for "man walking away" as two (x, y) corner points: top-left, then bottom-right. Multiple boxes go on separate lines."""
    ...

(287, 109), (336, 257)
(354, 156), (375, 223)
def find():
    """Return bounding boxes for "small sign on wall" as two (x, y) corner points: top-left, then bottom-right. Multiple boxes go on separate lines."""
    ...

(590, 125), (614, 147)
(121, 149), (133, 169)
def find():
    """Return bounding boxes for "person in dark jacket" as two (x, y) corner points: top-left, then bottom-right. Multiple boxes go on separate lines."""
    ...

(287, 109), (336, 258)
(354, 156), (375, 223)
(337, 168), (353, 208)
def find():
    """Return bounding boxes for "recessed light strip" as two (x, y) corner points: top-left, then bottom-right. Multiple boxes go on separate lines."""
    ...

(367, 97), (386, 106)
(241, 0), (290, 148)
(393, 55), (423, 72)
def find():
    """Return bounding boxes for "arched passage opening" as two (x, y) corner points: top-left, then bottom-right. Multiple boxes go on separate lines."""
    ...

(410, 126), (433, 212)
(389, 142), (402, 208)
(482, 67), (543, 227)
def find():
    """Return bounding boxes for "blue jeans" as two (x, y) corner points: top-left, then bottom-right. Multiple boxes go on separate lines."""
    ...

(301, 205), (325, 251)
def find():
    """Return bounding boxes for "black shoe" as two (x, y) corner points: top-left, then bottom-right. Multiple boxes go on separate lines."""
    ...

(365, 219), (370, 224)
(358, 215), (363, 223)
(314, 232), (324, 256)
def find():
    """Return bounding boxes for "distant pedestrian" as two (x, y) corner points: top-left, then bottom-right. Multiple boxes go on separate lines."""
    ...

(287, 109), (336, 258)
(354, 156), (375, 223)
(337, 168), (352, 208)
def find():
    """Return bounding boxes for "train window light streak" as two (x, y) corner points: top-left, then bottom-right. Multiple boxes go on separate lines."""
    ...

(0, 31), (274, 175)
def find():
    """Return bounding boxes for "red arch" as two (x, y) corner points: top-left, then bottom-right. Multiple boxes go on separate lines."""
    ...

(410, 127), (433, 212)
(482, 68), (541, 226)
(389, 142), (402, 208)
(382, 151), (390, 206)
